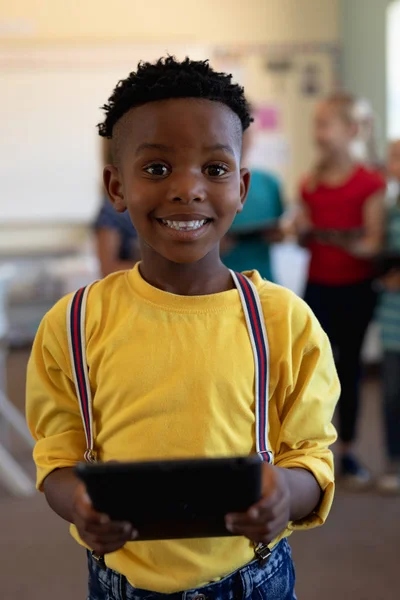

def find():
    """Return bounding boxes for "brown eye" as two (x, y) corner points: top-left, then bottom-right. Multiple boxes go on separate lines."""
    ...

(205, 164), (228, 177)
(144, 163), (169, 177)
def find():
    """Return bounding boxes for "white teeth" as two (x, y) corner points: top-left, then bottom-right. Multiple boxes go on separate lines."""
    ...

(161, 219), (207, 231)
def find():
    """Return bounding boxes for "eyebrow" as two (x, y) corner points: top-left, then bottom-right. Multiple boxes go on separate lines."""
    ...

(135, 142), (236, 156)
(135, 143), (173, 155)
(205, 144), (235, 156)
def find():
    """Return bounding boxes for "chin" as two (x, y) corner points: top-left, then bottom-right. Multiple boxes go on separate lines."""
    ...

(163, 252), (209, 265)
(156, 243), (217, 265)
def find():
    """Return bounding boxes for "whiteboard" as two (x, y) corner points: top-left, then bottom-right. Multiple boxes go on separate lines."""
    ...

(0, 44), (210, 223)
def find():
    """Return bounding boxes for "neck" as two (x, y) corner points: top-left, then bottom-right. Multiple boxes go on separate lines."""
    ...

(321, 153), (354, 174)
(138, 245), (234, 296)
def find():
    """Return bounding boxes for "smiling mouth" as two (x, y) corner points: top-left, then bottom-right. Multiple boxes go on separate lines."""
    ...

(157, 218), (212, 232)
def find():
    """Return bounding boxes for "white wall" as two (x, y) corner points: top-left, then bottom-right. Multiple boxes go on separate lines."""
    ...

(1, 1), (339, 43)
(339, 0), (390, 157)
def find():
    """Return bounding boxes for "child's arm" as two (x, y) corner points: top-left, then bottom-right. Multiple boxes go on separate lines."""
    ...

(324, 191), (385, 257)
(349, 191), (385, 256)
(26, 301), (136, 555)
(226, 298), (339, 545)
(280, 202), (313, 247)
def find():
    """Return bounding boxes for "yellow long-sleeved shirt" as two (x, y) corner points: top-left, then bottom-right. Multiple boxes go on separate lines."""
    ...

(26, 266), (339, 593)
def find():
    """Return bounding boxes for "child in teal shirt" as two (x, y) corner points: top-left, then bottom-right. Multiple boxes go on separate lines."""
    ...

(222, 131), (284, 281)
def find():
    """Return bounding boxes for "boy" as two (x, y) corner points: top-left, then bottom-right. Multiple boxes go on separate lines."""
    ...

(26, 57), (339, 599)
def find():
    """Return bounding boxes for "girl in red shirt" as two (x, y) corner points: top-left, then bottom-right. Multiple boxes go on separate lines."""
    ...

(296, 93), (386, 486)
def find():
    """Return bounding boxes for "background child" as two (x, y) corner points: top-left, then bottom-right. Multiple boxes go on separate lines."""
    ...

(221, 127), (284, 282)
(26, 57), (339, 599)
(376, 140), (400, 494)
(295, 93), (386, 487)
(94, 139), (140, 277)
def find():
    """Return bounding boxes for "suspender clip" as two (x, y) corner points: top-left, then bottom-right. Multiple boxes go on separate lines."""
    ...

(91, 552), (107, 570)
(255, 543), (272, 566)
(84, 448), (97, 463)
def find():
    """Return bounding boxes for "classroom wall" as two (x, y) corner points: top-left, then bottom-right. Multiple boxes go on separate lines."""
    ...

(1, 0), (340, 253)
(339, 0), (391, 157)
(1, 0), (339, 44)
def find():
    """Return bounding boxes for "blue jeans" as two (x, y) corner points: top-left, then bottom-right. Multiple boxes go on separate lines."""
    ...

(87, 539), (296, 600)
(382, 351), (400, 461)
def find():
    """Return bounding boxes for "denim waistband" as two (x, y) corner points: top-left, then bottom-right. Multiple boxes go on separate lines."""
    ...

(87, 538), (295, 600)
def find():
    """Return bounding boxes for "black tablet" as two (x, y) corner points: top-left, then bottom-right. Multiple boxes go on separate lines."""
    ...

(75, 455), (262, 541)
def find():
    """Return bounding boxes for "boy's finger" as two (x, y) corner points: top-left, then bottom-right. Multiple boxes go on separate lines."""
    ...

(249, 493), (287, 521)
(253, 486), (283, 511)
(76, 503), (110, 526)
(226, 494), (287, 530)
(82, 519), (134, 536)
(227, 517), (286, 542)
(225, 512), (269, 531)
(87, 539), (131, 556)
(225, 521), (274, 541)
(74, 492), (113, 526)
(74, 489), (99, 516)
(226, 499), (277, 525)
(89, 528), (139, 545)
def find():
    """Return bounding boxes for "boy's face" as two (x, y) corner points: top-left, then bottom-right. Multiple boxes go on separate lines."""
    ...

(104, 98), (250, 265)
(388, 142), (400, 180)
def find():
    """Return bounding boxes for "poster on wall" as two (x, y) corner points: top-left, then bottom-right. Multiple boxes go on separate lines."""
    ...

(246, 103), (290, 173)
(300, 63), (321, 96)
(253, 104), (280, 132)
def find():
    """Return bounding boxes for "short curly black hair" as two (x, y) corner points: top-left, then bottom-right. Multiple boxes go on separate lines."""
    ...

(98, 56), (252, 140)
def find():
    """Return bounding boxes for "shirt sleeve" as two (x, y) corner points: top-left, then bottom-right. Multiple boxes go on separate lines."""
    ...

(273, 298), (339, 530)
(26, 298), (87, 490)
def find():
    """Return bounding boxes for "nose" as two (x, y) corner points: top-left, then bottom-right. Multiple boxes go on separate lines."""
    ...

(167, 170), (205, 204)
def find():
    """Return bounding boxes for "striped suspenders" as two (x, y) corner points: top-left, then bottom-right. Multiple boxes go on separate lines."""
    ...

(230, 271), (273, 464)
(66, 274), (273, 465)
(66, 285), (96, 463)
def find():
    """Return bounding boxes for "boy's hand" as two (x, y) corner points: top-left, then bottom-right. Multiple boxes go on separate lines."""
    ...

(225, 464), (291, 545)
(72, 482), (138, 555)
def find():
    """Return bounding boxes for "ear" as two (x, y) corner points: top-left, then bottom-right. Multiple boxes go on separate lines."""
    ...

(237, 168), (251, 214)
(103, 165), (126, 213)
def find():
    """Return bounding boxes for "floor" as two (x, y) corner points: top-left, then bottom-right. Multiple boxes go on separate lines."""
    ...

(0, 350), (399, 600)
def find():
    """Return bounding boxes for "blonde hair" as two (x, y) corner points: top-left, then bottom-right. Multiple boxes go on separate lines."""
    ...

(306, 93), (363, 192)
(324, 92), (358, 125)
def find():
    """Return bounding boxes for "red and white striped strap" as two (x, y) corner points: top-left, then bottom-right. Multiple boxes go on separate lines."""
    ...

(66, 284), (96, 463)
(230, 271), (273, 464)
